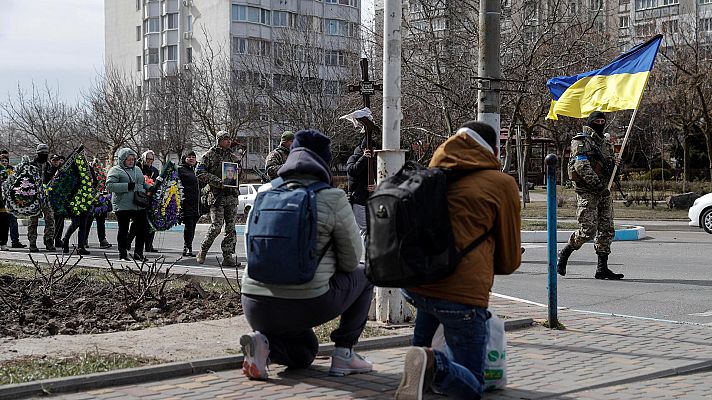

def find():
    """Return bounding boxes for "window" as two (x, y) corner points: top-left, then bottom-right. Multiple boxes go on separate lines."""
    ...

(662, 19), (678, 33)
(145, 17), (160, 33)
(136, 55), (142, 71)
(590, 0), (603, 10)
(136, 0), (141, 11)
(410, 2), (423, 13)
(636, 0), (678, 9)
(327, 0), (357, 5)
(432, 18), (447, 31)
(145, 48), (159, 64)
(163, 45), (177, 61)
(569, 2), (578, 15)
(702, 0), (712, 4)
(232, 5), (270, 25)
(619, 15), (630, 28)
(324, 50), (346, 66)
(701, 17), (712, 31)
(324, 80), (339, 95)
(233, 37), (247, 54)
(186, 47), (193, 63)
(136, 25), (142, 41)
(186, 15), (193, 31)
(163, 13), (178, 30)
(247, 39), (271, 56)
(273, 11), (295, 27)
(324, 18), (354, 36)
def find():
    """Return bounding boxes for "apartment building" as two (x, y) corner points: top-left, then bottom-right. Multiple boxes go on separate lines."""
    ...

(105, 0), (361, 165)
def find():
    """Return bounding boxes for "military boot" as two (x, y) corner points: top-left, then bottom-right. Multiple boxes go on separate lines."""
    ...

(594, 253), (624, 280)
(29, 242), (39, 253)
(557, 244), (575, 276)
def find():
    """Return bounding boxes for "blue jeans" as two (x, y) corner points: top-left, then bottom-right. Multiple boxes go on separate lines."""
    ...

(402, 290), (489, 400)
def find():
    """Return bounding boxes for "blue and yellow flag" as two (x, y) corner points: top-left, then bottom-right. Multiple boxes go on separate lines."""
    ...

(546, 35), (663, 120)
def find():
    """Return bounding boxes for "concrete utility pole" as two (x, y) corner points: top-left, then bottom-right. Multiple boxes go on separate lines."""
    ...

(477, 0), (502, 150)
(376, 0), (410, 325)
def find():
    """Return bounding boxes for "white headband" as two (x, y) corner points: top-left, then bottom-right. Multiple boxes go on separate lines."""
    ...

(456, 127), (495, 155)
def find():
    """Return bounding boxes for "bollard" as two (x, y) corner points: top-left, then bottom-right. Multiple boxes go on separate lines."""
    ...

(544, 154), (558, 328)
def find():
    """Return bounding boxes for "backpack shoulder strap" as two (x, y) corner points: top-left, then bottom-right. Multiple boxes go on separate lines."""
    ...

(306, 181), (332, 192)
(458, 226), (493, 259)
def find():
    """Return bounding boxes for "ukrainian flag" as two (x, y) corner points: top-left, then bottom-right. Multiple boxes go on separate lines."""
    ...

(546, 35), (663, 120)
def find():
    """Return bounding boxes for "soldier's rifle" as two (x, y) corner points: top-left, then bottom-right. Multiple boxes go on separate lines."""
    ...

(591, 146), (632, 207)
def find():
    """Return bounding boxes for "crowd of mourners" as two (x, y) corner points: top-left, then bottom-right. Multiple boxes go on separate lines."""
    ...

(0, 144), (204, 262)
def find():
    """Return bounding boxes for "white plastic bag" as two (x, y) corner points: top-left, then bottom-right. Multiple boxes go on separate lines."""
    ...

(431, 312), (507, 391)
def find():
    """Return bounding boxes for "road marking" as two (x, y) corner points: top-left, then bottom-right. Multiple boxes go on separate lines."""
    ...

(689, 310), (712, 317)
(491, 292), (712, 327)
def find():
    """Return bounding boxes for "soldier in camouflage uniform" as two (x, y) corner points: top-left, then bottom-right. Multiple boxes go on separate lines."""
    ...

(558, 111), (624, 280)
(264, 131), (294, 180)
(195, 131), (240, 266)
(28, 144), (56, 252)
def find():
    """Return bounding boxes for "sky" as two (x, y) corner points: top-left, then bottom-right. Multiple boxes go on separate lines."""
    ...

(0, 0), (375, 105)
(0, 0), (104, 104)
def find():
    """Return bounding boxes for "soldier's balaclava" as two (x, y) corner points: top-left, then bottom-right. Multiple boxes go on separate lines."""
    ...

(586, 111), (607, 139)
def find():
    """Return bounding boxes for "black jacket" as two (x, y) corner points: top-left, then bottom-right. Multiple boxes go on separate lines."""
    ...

(346, 137), (376, 206)
(31, 157), (54, 184)
(178, 163), (200, 217)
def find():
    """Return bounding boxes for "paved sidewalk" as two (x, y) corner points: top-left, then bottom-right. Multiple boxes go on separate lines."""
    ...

(45, 296), (712, 400)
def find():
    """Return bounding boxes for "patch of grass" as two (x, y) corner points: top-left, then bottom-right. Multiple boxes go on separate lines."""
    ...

(542, 320), (566, 330)
(0, 352), (158, 385)
(521, 199), (690, 220)
(521, 221), (580, 231)
(314, 318), (391, 343)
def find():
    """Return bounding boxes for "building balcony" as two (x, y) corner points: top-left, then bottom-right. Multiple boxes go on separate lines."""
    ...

(144, 1), (160, 18)
(163, 0), (179, 15)
(143, 64), (161, 80)
(162, 29), (179, 45)
(144, 33), (160, 49)
(162, 60), (178, 76)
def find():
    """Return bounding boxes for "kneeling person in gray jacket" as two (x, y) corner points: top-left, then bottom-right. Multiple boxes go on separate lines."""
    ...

(240, 129), (374, 380)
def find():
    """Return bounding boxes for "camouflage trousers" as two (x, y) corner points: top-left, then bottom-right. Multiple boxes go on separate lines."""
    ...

(200, 195), (238, 257)
(568, 191), (614, 255)
(27, 201), (56, 248)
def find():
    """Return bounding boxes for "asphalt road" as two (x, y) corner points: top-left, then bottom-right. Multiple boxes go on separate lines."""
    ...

(497, 229), (712, 325)
(13, 220), (712, 325)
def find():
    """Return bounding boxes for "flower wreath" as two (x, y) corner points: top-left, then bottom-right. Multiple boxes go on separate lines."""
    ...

(46, 149), (96, 216)
(3, 157), (43, 217)
(148, 161), (183, 231)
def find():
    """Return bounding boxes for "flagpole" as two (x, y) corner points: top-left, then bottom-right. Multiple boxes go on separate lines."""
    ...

(607, 73), (651, 190)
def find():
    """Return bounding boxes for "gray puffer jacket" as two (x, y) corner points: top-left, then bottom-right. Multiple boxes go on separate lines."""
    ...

(241, 147), (362, 299)
(106, 148), (148, 212)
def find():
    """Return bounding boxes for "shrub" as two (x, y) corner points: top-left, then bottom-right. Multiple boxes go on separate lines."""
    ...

(639, 168), (674, 181)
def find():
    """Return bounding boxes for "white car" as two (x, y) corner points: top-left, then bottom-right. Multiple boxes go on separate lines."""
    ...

(237, 184), (263, 217)
(688, 192), (712, 234)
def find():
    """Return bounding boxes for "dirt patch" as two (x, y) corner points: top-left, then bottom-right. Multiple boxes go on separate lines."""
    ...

(0, 274), (242, 339)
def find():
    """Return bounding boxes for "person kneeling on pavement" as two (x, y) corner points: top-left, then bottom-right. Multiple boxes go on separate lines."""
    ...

(240, 129), (374, 380)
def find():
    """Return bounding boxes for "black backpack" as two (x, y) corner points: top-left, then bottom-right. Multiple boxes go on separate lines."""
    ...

(365, 161), (491, 288)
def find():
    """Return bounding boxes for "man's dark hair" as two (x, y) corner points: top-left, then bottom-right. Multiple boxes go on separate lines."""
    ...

(0, 149), (8, 155)
(460, 120), (498, 149)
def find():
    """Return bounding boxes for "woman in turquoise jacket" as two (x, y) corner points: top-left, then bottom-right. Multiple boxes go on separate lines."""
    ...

(106, 148), (149, 261)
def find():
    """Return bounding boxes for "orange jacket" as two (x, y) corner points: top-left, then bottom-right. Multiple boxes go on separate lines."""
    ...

(408, 132), (521, 307)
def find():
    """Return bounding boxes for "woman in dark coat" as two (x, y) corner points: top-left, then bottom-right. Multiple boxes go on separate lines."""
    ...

(178, 150), (201, 257)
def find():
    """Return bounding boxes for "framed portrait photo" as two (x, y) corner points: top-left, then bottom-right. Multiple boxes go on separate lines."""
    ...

(221, 161), (239, 188)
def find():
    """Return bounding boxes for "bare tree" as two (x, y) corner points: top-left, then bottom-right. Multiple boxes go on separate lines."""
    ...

(78, 68), (149, 165)
(0, 82), (77, 155)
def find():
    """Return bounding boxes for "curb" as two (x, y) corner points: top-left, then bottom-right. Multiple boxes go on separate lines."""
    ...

(521, 225), (646, 243)
(0, 318), (533, 400)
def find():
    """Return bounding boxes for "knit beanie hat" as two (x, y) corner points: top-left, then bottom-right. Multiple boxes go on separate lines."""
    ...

(216, 130), (231, 143)
(36, 144), (49, 154)
(291, 129), (332, 164)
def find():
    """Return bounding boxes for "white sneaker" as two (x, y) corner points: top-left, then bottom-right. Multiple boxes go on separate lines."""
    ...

(329, 348), (373, 377)
(0, 244), (8, 251)
(240, 331), (270, 380)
